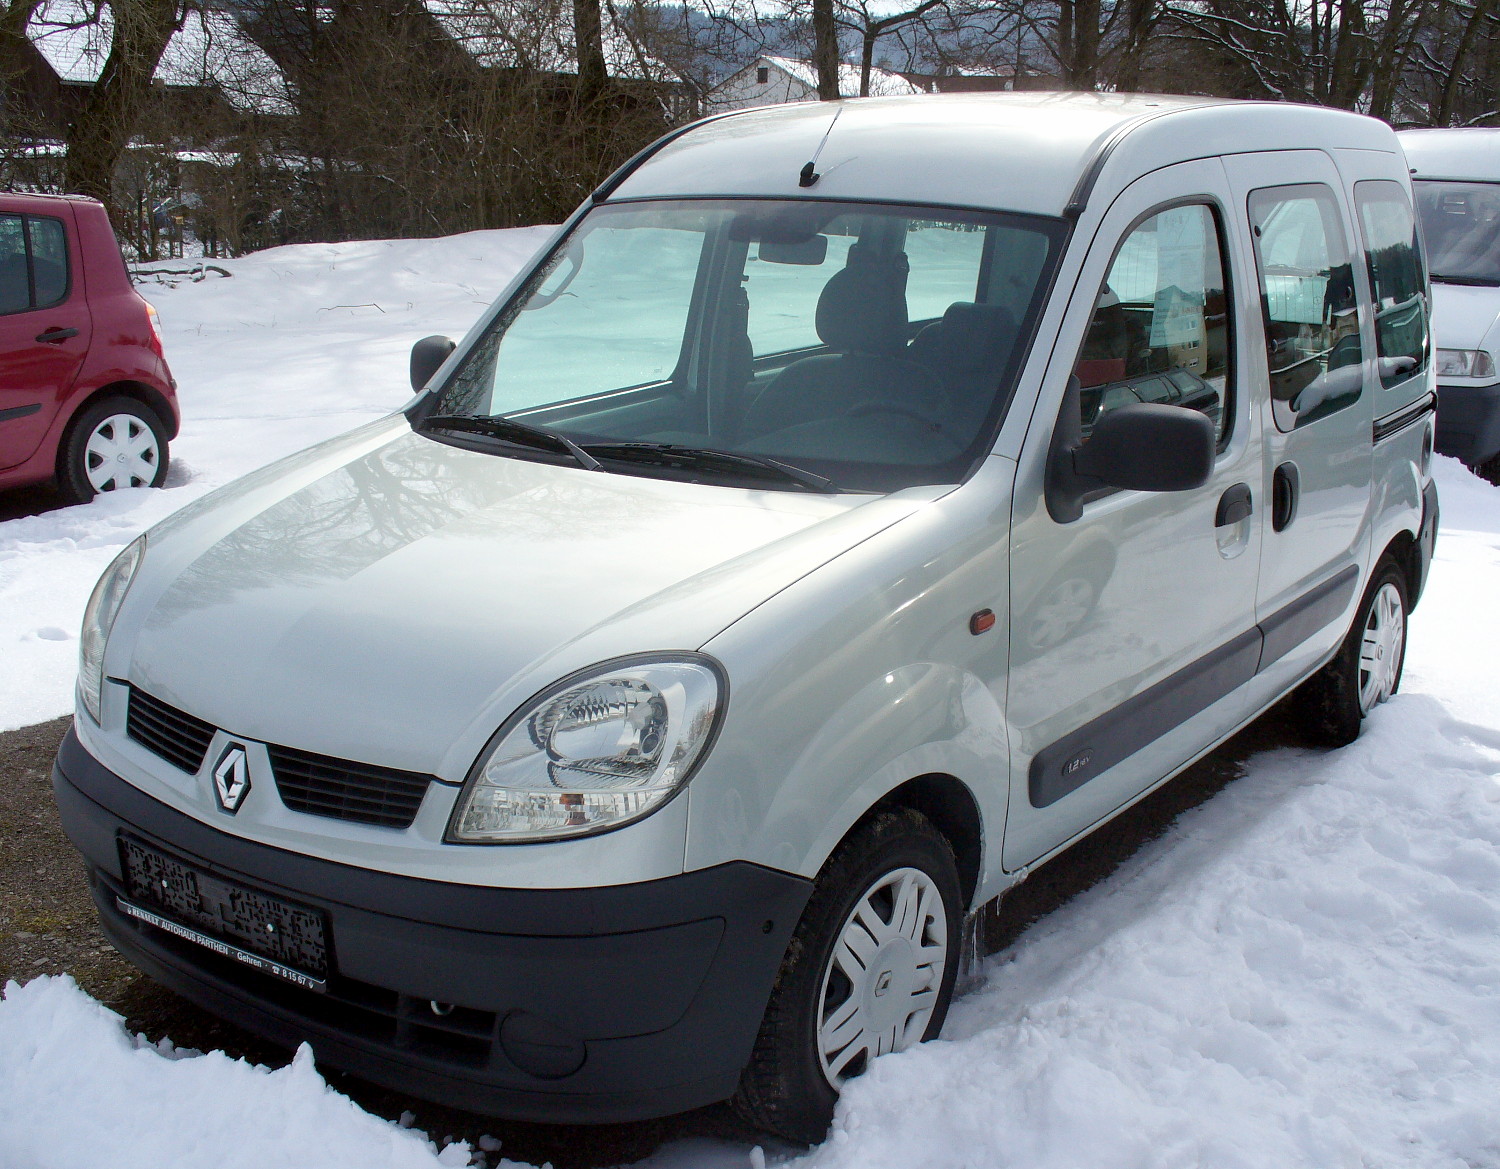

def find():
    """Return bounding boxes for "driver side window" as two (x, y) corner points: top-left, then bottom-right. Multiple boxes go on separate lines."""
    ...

(1075, 203), (1233, 442)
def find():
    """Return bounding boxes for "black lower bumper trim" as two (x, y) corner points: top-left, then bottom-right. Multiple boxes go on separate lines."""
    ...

(54, 728), (812, 1123)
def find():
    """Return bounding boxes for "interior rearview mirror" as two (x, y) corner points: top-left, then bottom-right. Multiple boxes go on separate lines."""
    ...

(411, 335), (457, 392)
(758, 236), (828, 266)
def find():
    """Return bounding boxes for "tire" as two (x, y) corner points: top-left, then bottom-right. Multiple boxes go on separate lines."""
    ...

(1296, 557), (1408, 748)
(731, 808), (963, 1145)
(56, 396), (170, 504)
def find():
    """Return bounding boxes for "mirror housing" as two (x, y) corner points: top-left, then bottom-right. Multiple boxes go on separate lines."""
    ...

(410, 335), (457, 392)
(759, 235), (828, 266)
(1047, 378), (1215, 523)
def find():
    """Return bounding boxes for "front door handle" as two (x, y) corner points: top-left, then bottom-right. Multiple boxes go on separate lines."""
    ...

(35, 327), (78, 343)
(1215, 482), (1253, 527)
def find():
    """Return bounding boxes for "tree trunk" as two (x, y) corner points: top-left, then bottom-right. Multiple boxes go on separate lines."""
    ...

(63, 0), (181, 225)
(812, 0), (839, 100)
(574, 0), (607, 102)
(1438, 0), (1496, 125)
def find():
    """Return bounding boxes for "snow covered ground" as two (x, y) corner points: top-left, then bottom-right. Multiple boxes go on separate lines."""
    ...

(3, 231), (1500, 1168)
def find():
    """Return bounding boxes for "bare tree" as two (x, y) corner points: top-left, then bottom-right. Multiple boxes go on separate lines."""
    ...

(63, 0), (185, 219)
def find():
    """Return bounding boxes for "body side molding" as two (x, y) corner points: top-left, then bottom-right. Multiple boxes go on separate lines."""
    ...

(1029, 563), (1362, 808)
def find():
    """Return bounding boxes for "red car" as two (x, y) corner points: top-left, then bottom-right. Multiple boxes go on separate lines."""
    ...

(1, 192), (178, 504)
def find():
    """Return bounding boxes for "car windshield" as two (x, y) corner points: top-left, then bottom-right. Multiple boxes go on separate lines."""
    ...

(422, 198), (1065, 492)
(1413, 180), (1500, 286)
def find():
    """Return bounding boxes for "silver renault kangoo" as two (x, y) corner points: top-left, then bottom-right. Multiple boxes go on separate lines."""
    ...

(56, 93), (1438, 1143)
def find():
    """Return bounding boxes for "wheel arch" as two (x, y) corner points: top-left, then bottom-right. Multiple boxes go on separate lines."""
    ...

(62, 380), (179, 448)
(857, 772), (984, 909)
(1377, 527), (1421, 610)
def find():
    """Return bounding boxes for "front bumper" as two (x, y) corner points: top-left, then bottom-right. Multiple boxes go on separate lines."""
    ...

(1435, 381), (1500, 466)
(52, 728), (811, 1123)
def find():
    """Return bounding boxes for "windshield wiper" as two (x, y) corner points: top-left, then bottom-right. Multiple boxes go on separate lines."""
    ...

(1430, 272), (1500, 287)
(582, 442), (837, 493)
(420, 414), (601, 472)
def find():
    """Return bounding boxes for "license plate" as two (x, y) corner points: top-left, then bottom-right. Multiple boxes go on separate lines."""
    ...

(119, 836), (330, 990)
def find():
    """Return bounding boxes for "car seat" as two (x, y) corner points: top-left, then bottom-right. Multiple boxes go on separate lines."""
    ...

(745, 244), (946, 437)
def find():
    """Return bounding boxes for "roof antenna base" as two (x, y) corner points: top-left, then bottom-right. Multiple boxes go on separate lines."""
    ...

(798, 161), (819, 187)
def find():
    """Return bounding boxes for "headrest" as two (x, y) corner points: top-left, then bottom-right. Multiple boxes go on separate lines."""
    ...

(815, 244), (909, 355)
(910, 302), (1017, 374)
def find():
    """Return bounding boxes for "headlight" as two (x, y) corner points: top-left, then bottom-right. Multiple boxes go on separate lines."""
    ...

(78, 536), (145, 724)
(1435, 349), (1496, 378)
(447, 656), (724, 843)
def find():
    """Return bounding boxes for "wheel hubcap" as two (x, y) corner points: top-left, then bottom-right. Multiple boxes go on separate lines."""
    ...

(1358, 581), (1405, 714)
(85, 414), (159, 492)
(816, 866), (948, 1089)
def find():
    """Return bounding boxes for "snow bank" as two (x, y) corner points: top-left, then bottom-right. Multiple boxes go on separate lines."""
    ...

(0, 976), (479, 1169)
(0, 228), (551, 732)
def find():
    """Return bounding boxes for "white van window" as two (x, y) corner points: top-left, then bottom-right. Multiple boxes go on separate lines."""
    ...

(1412, 180), (1500, 287)
(1355, 181), (1429, 389)
(432, 198), (1067, 494)
(1074, 203), (1232, 442)
(1248, 184), (1363, 431)
(489, 215), (703, 411)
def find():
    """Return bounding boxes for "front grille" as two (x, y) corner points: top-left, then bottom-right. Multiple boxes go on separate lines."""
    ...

(126, 685), (432, 830)
(267, 744), (431, 829)
(127, 687), (215, 774)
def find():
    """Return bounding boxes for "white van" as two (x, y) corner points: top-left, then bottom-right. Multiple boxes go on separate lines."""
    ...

(55, 94), (1438, 1142)
(1397, 128), (1500, 476)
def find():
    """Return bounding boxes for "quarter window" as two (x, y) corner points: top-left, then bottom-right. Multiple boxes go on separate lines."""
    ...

(1075, 203), (1233, 443)
(1354, 180), (1429, 389)
(1248, 184), (1362, 431)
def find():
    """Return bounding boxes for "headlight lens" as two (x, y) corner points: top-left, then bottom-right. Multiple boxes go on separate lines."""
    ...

(1436, 348), (1496, 378)
(447, 656), (723, 843)
(78, 537), (145, 724)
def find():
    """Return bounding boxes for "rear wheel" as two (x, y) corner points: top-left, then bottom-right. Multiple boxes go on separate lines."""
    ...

(1297, 558), (1408, 747)
(732, 809), (962, 1145)
(57, 396), (169, 504)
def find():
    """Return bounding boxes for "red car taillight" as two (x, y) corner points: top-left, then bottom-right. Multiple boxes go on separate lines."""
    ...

(143, 301), (166, 358)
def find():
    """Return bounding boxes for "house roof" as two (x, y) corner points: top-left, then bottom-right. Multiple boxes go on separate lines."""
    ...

(421, 0), (677, 83)
(27, 0), (294, 114)
(759, 55), (925, 99)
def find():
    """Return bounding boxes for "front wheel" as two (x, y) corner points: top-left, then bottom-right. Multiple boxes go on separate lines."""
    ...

(1297, 558), (1408, 747)
(57, 396), (170, 504)
(732, 809), (962, 1144)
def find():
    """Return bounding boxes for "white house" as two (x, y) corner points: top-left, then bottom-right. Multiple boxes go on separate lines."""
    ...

(710, 55), (926, 111)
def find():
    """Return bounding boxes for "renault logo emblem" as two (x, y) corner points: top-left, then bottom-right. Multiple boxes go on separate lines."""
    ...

(212, 744), (251, 813)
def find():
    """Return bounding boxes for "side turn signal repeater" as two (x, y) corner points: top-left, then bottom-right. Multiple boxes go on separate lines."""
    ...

(969, 609), (996, 635)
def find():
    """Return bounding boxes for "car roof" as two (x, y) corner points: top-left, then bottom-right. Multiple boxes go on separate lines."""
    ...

(1398, 128), (1500, 183)
(607, 92), (1397, 218)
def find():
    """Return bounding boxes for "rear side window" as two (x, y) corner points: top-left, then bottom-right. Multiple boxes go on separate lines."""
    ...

(1074, 202), (1233, 443)
(0, 212), (70, 315)
(1248, 184), (1362, 431)
(28, 217), (69, 308)
(1354, 180), (1429, 389)
(0, 214), (27, 314)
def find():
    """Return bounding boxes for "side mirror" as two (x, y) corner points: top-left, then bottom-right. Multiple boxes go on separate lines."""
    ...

(410, 335), (456, 392)
(1047, 378), (1215, 523)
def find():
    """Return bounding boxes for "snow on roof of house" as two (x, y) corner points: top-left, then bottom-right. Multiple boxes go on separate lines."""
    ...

(761, 55), (924, 99)
(27, 1), (294, 114)
(422, 0), (677, 84)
